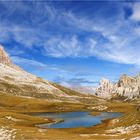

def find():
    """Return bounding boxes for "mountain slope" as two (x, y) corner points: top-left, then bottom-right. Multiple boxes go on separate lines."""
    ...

(0, 45), (89, 102)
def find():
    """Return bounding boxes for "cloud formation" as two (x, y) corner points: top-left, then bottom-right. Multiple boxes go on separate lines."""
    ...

(54, 76), (98, 87)
(11, 56), (66, 73)
(130, 2), (140, 21)
(0, 1), (140, 67)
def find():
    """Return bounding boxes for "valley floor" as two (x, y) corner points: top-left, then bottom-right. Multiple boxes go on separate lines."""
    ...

(0, 93), (140, 140)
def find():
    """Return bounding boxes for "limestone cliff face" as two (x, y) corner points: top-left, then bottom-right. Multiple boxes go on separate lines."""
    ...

(0, 45), (12, 66)
(115, 74), (140, 99)
(95, 78), (114, 99)
(0, 45), (24, 72)
(95, 74), (140, 99)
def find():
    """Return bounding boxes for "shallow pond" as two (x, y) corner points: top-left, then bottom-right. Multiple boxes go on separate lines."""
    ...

(36, 111), (122, 128)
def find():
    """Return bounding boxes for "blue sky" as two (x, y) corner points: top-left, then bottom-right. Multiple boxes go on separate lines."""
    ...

(0, 1), (140, 87)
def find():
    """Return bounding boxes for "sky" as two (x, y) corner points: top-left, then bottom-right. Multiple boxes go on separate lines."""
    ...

(0, 1), (140, 87)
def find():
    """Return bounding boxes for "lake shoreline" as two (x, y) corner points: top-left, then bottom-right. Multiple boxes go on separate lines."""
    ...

(34, 111), (122, 129)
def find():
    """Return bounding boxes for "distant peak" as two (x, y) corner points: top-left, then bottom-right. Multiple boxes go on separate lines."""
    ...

(0, 44), (12, 65)
(0, 44), (4, 48)
(0, 45), (25, 72)
(0, 44), (5, 50)
(0, 44), (8, 54)
(100, 78), (110, 84)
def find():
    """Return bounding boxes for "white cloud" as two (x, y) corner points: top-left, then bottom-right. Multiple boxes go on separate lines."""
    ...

(130, 2), (140, 21)
(54, 76), (98, 87)
(1, 1), (140, 67)
(0, 24), (44, 48)
(11, 56), (68, 73)
(44, 35), (86, 57)
(11, 56), (47, 69)
(134, 27), (140, 36)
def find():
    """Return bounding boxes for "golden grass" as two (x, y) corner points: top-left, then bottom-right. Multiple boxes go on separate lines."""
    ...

(0, 92), (140, 139)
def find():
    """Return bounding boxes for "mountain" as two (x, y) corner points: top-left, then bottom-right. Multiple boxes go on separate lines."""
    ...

(0, 45), (86, 102)
(95, 75), (140, 99)
(0, 45), (23, 71)
(0, 45), (11, 65)
(71, 86), (96, 94)
(95, 78), (114, 99)
(115, 74), (140, 99)
(2, 44), (139, 101)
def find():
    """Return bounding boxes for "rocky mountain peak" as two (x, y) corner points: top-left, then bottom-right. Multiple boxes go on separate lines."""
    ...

(95, 78), (114, 99)
(95, 74), (140, 99)
(0, 45), (12, 66)
(99, 78), (110, 85)
(118, 74), (136, 87)
(0, 45), (25, 72)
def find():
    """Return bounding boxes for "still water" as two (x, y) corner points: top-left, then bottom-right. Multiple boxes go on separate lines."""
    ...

(36, 111), (122, 128)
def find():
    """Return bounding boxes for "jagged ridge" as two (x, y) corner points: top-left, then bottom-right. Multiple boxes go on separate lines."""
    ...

(95, 74), (140, 99)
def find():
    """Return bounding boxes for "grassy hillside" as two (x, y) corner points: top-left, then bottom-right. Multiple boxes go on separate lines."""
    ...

(0, 92), (139, 140)
(51, 82), (85, 96)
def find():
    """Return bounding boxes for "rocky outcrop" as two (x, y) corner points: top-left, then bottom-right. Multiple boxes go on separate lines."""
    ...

(0, 45), (12, 66)
(95, 74), (140, 99)
(115, 74), (140, 99)
(95, 78), (114, 99)
(0, 45), (24, 72)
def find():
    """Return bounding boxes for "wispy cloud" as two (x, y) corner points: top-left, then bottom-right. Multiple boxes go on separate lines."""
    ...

(0, 1), (140, 68)
(44, 35), (80, 57)
(11, 56), (66, 72)
(11, 56), (47, 71)
(130, 2), (140, 21)
(42, 2), (140, 67)
(54, 76), (98, 87)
